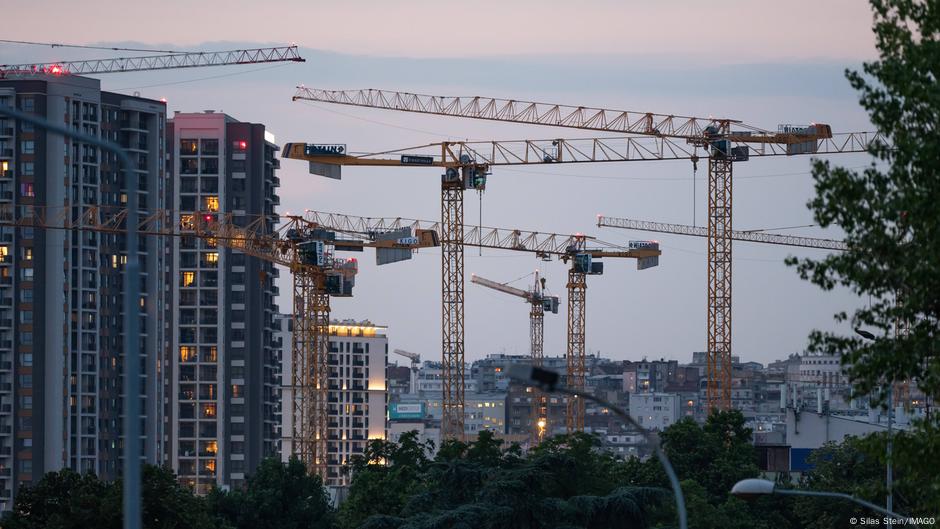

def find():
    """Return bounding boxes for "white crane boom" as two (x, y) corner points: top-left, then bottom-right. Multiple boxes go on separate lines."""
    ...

(471, 274), (532, 302)
(0, 45), (304, 79)
(597, 215), (847, 251)
(392, 348), (421, 363)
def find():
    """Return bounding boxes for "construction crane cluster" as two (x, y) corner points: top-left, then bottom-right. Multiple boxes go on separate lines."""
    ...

(0, 41), (887, 484)
(290, 87), (882, 419)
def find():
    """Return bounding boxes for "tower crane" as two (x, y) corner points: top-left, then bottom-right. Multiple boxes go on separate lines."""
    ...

(300, 209), (661, 432)
(0, 45), (304, 78)
(291, 86), (885, 411)
(0, 204), (437, 479)
(471, 272), (558, 442)
(392, 349), (421, 395)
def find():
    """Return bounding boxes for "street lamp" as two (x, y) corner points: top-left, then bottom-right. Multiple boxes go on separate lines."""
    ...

(854, 327), (894, 514)
(507, 365), (688, 529)
(731, 479), (915, 523)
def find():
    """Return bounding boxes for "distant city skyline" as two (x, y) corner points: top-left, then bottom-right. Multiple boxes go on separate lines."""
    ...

(0, 6), (882, 366)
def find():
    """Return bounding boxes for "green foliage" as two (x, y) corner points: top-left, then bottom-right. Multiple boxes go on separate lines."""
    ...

(787, 0), (940, 408)
(208, 457), (334, 529)
(1, 469), (115, 529)
(1, 465), (219, 529)
(786, 0), (940, 514)
(339, 430), (666, 529)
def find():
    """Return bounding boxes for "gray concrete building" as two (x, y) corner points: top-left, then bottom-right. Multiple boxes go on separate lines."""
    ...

(0, 75), (167, 509)
(166, 111), (280, 493)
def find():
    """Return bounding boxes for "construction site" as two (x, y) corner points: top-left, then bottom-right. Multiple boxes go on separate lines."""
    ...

(1, 3), (934, 526)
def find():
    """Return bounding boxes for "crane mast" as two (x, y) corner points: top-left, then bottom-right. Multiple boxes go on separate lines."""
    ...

(292, 86), (883, 412)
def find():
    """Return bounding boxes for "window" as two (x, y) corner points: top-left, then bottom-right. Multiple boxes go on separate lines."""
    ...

(21, 141), (34, 154)
(200, 139), (219, 155)
(205, 252), (218, 264)
(20, 183), (34, 197)
(22, 247), (32, 261)
(19, 460), (32, 474)
(201, 403), (216, 418)
(180, 346), (196, 362)
(20, 395), (32, 410)
(200, 158), (218, 174)
(21, 268), (33, 281)
(232, 140), (247, 151)
(19, 353), (32, 366)
(21, 97), (34, 112)
(182, 271), (195, 287)
(180, 139), (198, 155)
(204, 196), (219, 212)
(20, 332), (32, 345)
(232, 384), (242, 398)
(201, 346), (217, 362)
(231, 159), (246, 173)
(19, 374), (32, 388)
(181, 158), (199, 175)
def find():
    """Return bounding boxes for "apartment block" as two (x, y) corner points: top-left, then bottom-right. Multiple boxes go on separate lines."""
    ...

(0, 75), (167, 509)
(166, 111), (280, 493)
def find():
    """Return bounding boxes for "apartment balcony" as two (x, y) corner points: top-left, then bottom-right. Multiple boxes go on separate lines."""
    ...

(0, 319), (11, 328)
(0, 127), (13, 137)
(0, 362), (10, 371)
(0, 468), (10, 476)
(0, 149), (12, 158)
(0, 446), (11, 456)
(0, 170), (11, 179)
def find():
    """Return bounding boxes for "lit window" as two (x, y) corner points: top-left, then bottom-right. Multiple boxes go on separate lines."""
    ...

(232, 140), (247, 151)
(180, 346), (196, 362)
(202, 403), (216, 418)
(0, 161), (7, 172)
(205, 252), (218, 264)
(0, 246), (7, 260)
(182, 271), (195, 287)
(206, 440), (218, 454)
(22, 248), (31, 261)
(204, 459), (216, 472)
(179, 214), (195, 230)
(204, 196), (219, 212)
(232, 385), (242, 398)
(20, 183), (34, 197)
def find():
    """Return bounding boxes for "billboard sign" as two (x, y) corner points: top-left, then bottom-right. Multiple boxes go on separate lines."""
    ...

(389, 402), (426, 420)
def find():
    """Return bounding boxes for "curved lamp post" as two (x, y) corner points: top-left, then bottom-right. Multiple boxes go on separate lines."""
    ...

(731, 478), (920, 525)
(508, 365), (688, 529)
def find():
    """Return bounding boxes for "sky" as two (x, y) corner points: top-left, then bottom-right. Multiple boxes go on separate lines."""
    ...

(1, 1), (882, 366)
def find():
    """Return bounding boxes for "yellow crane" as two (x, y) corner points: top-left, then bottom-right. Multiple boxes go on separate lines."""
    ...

(0, 204), (437, 478)
(471, 271), (557, 441)
(301, 209), (660, 433)
(291, 86), (884, 411)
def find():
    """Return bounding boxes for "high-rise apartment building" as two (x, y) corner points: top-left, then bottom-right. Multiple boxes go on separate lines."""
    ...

(281, 319), (387, 487)
(166, 111), (280, 493)
(0, 75), (167, 510)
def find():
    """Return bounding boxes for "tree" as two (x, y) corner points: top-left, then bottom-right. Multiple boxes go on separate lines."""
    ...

(787, 0), (940, 512)
(788, 0), (939, 412)
(1, 469), (116, 529)
(208, 457), (334, 529)
(337, 431), (433, 529)
(2, 465), (220, 529)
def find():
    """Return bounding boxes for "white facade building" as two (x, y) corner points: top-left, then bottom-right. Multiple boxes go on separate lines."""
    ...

(629, 393), (680, 431)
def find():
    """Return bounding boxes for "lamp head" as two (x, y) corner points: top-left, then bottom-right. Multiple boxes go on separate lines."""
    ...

(730, 479), (776, 500)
